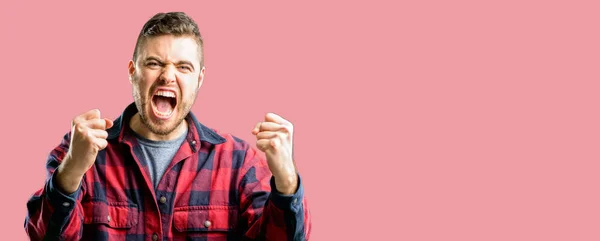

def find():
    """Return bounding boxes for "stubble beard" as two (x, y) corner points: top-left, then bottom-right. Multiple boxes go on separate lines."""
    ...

(133, 89), (194, 136)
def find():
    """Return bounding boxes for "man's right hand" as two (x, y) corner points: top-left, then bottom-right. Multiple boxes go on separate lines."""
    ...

(55, 109), (114, 194)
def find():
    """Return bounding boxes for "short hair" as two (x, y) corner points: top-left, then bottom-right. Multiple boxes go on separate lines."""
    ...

(132, 12), (204, 67)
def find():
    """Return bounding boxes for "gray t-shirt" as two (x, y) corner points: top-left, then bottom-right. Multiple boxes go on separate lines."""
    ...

(132, 129), (188, 189)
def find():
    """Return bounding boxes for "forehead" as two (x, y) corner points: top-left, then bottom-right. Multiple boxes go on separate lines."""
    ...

(139, 35), (200, 64)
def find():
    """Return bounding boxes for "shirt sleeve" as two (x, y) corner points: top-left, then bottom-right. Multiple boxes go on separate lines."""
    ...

(25, 132), (86, 241)
(238, 146), (312, 241)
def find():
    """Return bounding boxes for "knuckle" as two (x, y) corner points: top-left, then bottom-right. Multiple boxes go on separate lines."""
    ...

(72, 117), (81, 126)
(74, 123), (85, 132)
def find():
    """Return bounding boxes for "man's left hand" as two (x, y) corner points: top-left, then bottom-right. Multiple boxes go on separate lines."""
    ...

(252, 113), (298, 195)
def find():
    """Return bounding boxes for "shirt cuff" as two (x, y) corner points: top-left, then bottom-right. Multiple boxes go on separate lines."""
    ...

(269, 174), (304, 212)
(41, 171), (83, 238)
(46, 171), (82, 212)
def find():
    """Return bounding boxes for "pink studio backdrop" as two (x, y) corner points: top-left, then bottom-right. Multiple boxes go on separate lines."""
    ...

(1, 0), (600, 240)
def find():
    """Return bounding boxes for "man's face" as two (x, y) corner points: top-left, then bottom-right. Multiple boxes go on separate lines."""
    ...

(128, 35), (204, 136)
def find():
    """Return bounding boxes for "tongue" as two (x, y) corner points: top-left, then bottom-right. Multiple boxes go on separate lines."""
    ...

(155, 96), (173, 113)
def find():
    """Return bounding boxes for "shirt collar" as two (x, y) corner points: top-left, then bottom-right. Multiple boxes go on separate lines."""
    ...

(107, 102), (226, 146)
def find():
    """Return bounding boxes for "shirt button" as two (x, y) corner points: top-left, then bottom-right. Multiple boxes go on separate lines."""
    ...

(62, 202), (70, 207)
(204, 220), (212, 228)
(107, 215), (111, 222)
(191, 140), (196, 145)
(152, 233), (158, 241)
(293, 198), (297, 204)
(159, 196), (167, 204)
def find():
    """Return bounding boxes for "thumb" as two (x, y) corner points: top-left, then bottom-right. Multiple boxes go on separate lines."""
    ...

(104, 118), (114, 129)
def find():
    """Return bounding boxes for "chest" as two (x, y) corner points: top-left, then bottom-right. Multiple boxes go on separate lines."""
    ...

(78, 143), (246, 238)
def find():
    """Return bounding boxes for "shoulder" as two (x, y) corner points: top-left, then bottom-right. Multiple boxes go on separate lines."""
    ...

(210, 128), (252, 151)
(188, 114), (256, 153)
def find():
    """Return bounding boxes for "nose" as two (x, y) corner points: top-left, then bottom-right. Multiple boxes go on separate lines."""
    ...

(159, 64), (177, 84)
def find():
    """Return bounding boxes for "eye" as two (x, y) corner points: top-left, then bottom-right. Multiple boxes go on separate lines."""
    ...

(178, 65), (192, 72)
(146, 61), (160, 67)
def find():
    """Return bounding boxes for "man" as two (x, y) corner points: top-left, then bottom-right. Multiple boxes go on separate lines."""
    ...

(25, 12), (311, 241)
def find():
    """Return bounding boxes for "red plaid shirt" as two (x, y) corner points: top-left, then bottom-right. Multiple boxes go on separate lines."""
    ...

(25, 103), (311, 241)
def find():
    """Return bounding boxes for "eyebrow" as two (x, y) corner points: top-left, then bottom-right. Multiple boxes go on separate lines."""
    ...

(144, 57), (196, 71)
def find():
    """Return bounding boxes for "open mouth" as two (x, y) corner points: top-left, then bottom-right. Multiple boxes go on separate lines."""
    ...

(151, 89), (177, 118)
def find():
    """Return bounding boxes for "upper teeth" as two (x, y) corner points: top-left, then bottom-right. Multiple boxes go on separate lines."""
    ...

(156, 90), (175, 98)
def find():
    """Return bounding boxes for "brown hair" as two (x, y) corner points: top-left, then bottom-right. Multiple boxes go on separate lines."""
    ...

(133, 12), (204, 67)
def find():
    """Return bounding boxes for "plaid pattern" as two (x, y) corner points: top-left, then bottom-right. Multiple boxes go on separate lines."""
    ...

(25, 103), (311, 241)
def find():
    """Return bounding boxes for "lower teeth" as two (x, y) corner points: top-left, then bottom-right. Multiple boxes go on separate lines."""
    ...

(156, 109), (172, 116)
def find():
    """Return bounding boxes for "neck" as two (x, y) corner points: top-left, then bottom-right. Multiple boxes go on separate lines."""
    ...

(129, 113), (187, 141)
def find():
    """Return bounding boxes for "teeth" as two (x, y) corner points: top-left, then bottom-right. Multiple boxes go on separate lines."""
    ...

(156, 109), (173, 116)
(156, 90), (175, 98)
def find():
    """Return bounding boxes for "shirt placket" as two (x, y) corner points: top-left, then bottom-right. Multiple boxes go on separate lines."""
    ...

(123, 137), (165, 240)
(155, 137), (198, 238)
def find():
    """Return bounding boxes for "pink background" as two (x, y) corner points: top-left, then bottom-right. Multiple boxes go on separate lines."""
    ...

(1, 0), (600, 240)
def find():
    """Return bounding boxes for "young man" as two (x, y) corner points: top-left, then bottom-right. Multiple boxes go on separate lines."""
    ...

(25, 12), (311, 241)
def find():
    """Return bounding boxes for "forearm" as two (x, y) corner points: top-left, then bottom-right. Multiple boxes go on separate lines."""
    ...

(241, 174), (311, 241)
(272, 171), (299, 195)
(25, 135), (85, 241)
(25, 170), (84, 241)
(55, 156), (85, 194)
(238, 146), (311, 240)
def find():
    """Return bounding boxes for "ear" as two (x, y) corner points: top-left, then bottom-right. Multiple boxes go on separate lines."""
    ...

(197, 66), (206, 90)
(128, 60), (136, 84)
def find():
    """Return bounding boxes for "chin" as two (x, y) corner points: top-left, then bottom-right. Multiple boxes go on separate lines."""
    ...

(148, 115), (183, 135)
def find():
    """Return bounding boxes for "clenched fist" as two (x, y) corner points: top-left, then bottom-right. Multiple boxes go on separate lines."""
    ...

(56, 109), (113, 194)
(252, 113), (298, 195)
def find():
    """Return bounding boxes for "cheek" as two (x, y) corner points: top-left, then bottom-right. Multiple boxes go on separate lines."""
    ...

(179, 77), (200, 97)
(135, 74), (154, 91)
(132, 81), (151, 99)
